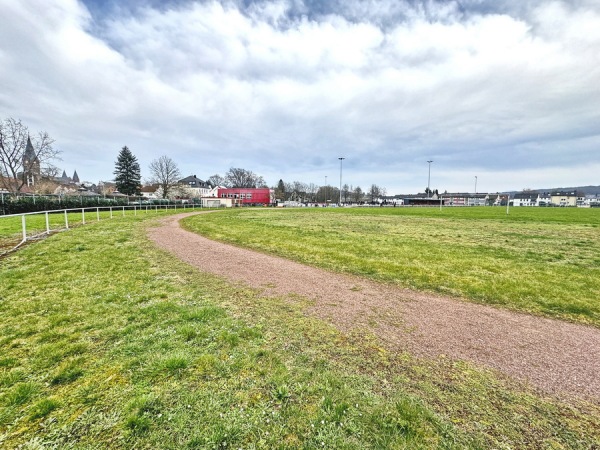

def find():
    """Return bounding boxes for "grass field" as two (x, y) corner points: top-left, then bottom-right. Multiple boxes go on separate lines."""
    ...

(0, 206), (195, 253)
(1, 211), (600, 448)
(182, 207), (600, 326)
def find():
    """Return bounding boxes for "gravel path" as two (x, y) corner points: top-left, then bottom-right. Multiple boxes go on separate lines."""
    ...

(148, 212), (600, 402)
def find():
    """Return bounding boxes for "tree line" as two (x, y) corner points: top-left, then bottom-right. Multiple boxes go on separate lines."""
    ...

(275, 179), (386, 204)
(2, 117), (387, 203)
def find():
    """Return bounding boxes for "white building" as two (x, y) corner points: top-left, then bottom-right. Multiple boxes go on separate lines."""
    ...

(512, 192), (539, 207)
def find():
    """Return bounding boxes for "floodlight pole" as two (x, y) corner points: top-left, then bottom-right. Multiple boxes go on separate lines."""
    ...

(427, 160), (433, 198)
(338, 157), (345, 206)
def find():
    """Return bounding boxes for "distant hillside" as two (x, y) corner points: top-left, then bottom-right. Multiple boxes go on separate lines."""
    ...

(502, 186), (600, 196)
(534, 185), (600, 195)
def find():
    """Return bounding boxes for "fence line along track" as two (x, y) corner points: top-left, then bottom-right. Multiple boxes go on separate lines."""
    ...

(0, 203), (201, 257)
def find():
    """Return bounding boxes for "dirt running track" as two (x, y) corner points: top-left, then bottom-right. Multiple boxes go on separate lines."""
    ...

(148, 212), (600, 402)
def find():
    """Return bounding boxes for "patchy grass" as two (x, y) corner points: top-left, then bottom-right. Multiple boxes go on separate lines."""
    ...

(0, 212), (599, 448)
(183, 207), (600, 326)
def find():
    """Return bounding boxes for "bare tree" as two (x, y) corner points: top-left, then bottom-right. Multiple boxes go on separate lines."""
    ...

(208, 174), (226, 187)
(225, 167), (265, 188)
(367, 184), (381, 203)
(292, 181), (307, 201)
(342, 183), (351, 203)
(0, 117), (59, 193)
(306, 183), (318, 202)
(353, 186), (363, 203)
(149, 155), (181, 199)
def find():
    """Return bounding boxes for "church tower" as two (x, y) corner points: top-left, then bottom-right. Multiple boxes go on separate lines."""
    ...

(23, 136), (40, 186)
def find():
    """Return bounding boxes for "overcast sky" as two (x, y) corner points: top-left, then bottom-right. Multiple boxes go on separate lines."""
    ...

(1, 0), (599, 194)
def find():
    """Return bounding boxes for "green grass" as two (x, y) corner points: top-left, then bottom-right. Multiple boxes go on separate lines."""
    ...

(0, 205), (196, 252)
(182, 207), (600, 326)
(1, 211), (599, 448)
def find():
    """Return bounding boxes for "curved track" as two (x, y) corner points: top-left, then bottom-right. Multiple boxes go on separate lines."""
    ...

(148, 212), (600, 402)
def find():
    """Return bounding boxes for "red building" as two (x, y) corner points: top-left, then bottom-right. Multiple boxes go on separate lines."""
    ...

(218, 188), (274, 206)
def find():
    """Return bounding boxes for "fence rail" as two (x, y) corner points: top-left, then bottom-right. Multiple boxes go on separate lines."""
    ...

(0, 203), (199, 256)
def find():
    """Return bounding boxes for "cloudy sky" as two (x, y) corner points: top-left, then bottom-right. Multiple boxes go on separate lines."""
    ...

(1, 0), (599, 194)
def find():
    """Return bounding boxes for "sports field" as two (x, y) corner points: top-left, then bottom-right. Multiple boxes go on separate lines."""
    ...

(1, 208), (599, 448)
(182, 207), (600, 326)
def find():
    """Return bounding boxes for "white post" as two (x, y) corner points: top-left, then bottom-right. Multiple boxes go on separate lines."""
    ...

(64, 210), (69, 229)
(97, 208), (100, 221)
(506, 195), (510, 215)
(134, 206), (137, 216)
(45, 211), (50, 234)
(82, 208), (85, 224)
(122, 206), (125, 217)
(21, 215), (27, 243)
(110, 207), (113, 219)
(440, 196), (442, 211)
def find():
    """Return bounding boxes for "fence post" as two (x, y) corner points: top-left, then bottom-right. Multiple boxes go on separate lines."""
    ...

(21, 215), (27, 243)
(64, 210), (69, 229)
(82, 208), (85, 224)
(97, 207), (100, 221)
(122, 206), (125, 217)
(45, 211), (50, 234)
(134, 206), (137, 216)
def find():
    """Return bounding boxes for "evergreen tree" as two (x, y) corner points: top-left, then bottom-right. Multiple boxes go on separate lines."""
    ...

(275, 179), (286, 200)
(114, 146), (141, 195)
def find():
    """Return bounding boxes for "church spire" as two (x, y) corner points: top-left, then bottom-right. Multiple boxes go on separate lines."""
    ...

(24, 136), (38, 161)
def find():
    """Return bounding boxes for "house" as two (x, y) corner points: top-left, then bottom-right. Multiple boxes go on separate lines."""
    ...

(467, 193), (488, 206)
(441, 193), (467, 206)
(140, 184), (159, 199)
(538, 192), (551, 206)
(512, 192), (539, 207)
(439, 193), (488, 206)
(550, 191), (578, 207)
(178, 175), (216, 197)
(217, 188), (274, 206)
(584, 194), (600, 207)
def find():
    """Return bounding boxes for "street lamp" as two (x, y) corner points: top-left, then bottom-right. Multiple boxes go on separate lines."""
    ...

(338, 157), (345, 206)
(427, 160), (433, 197)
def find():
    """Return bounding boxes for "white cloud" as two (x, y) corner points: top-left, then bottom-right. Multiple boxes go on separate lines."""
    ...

(0, 0), (598, 192)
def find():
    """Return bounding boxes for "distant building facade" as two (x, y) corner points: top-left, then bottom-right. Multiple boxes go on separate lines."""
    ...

(218, 188), (274, 206)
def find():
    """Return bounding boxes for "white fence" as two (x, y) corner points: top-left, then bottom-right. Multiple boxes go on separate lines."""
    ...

(0, 203), (199, 256)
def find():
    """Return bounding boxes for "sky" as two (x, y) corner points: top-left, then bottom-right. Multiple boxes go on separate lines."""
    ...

(1, 0), (599, 195)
